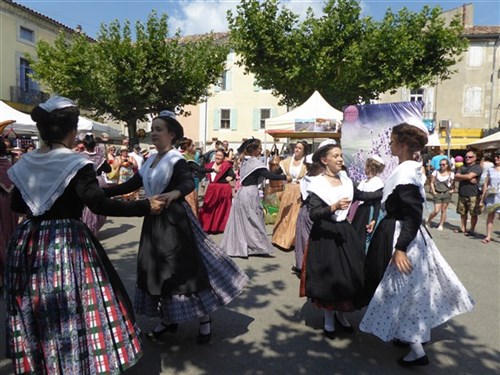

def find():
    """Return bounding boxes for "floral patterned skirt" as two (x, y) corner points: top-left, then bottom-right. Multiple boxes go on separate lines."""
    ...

(4, 218), (142, 375)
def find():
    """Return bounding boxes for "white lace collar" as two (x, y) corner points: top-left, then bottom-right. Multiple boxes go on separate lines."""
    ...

(8, 148), (92, 216)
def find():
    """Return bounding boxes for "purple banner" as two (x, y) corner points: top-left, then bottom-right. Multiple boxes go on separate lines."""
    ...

(341, 101), (424, 183)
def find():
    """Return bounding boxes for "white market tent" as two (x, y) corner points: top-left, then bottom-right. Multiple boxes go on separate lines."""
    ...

(265, 90), (343, 133)
(0, 100), (122, 139)
(426, 133), (441, 147)
(467, 131), (500, 150)
(0, 100), (37, 135)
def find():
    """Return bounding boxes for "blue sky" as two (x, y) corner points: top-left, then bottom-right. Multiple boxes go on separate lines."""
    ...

(16, 1), (500, 38)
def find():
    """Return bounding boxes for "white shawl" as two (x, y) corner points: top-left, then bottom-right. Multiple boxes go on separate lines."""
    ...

(240, 156), (267, 183)
(357, 175), (384, 205)
(139, 149), (183, 197)
(382, 160), (425, 207)
(306, 171), (354, 222)
(8, 148), (92, 216)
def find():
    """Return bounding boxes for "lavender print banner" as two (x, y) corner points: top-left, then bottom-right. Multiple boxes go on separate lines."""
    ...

(342, 101), (424, 184)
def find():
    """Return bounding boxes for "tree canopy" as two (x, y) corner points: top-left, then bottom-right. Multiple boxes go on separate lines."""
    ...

(227, 0), (468, 108)
(29, 10), (229, 138)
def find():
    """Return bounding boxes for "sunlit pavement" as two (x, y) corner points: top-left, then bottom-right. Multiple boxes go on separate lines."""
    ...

(1, 203), (498, 374)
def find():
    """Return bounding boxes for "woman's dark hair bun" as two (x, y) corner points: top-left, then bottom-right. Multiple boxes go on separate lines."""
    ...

(30, 106), (51, 124)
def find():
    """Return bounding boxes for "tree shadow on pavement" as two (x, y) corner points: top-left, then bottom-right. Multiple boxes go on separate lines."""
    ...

(97, 220), (136, 240)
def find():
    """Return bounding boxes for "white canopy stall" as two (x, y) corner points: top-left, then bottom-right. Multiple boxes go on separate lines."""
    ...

(265, 90), (343, 131)
(0, 100), (37, 135)
(264, 91), (343, 153)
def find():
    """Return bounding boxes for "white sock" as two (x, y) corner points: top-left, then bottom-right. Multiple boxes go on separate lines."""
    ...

(199, 315), (211, 335)
(324, 310), (335, 332)
(335, 311), (351, 327)
(404, 342), (426, 361)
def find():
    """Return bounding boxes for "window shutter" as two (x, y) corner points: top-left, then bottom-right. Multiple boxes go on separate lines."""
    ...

(253, 80), (260, 92)
(213, 109), (220, 130)
(253, 108), (260, 130)
(230, 109), (237, 130)
(226, 70), (232, 91)
(401, 88), (409, 101)
(213, 83), (221, 93)
(464, 87), (482, 115)
(467, 46), (483, 67)
(271, 108), (277, 117)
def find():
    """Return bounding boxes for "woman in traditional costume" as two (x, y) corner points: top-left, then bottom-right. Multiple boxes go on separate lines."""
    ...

(360, 121), (474, 367)
(104, 111), (248, 344)
(199, 148), (235, 234)
(303, 143), (365, 340)
(271, 140), (308, 251)
(178, 137), (208, 217)
(221, 138), (290, 257)
(351, 155), (385, 253)
(5, 96), (165, 374)
(292, 154), (322, 277)
(81, 134), (111, 234)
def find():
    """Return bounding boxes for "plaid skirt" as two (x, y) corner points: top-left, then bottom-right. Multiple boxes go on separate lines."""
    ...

(134, 202), (249, 322)
(4, 219), (142, 375)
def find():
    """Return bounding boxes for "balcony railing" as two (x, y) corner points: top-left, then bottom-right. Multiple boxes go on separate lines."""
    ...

(10, 86), (50, 105)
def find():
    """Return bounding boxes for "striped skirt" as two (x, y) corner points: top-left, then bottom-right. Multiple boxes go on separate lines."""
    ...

(134, 202), (249, 322)
(4, 219), (142, 375)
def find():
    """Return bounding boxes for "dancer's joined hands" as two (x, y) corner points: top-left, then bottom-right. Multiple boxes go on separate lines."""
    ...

(148, 190), (183, 214)
(157, 190), (182, 209)
(148, 196), (166, 215)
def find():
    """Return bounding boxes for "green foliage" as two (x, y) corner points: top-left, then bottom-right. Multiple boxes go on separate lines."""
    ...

(227, 0), (467, 108)
(28, 10), (229, 136)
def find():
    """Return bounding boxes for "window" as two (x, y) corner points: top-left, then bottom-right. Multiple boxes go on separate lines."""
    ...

(20, 26), (34, 42)
(467, 46), (483, 67)
(260, 109), (271, 129)
(464, 86), (483, 115)
(220, 109), (231, 129)
(409, 89), (424, 102)
(20, 58), (38, 91)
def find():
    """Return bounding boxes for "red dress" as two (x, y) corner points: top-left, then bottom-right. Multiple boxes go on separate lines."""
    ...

(199, 161), (234, 234)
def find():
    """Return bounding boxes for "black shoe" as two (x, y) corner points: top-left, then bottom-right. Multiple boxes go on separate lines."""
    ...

(146, 322), (178, 339)
(197, 319), (212, 345)
(323, 328), (336, 340)
(334, 313), (355, 333)
(397, 355), (429, 367)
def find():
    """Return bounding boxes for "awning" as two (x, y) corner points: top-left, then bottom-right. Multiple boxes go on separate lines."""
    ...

(439, 138), (474, 150)
(438, 128), (483, 150)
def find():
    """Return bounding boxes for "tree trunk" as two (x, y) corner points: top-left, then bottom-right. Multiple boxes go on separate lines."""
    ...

(126, 118), (139, 150)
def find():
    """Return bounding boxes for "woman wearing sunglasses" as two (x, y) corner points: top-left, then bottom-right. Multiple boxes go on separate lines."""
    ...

(426, 158), (454, 230)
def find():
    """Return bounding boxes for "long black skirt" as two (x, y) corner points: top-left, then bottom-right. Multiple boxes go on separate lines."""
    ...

(137, 200), (210, 296)
(351, 203), (373, 253)
(305, 220), (365, 310)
